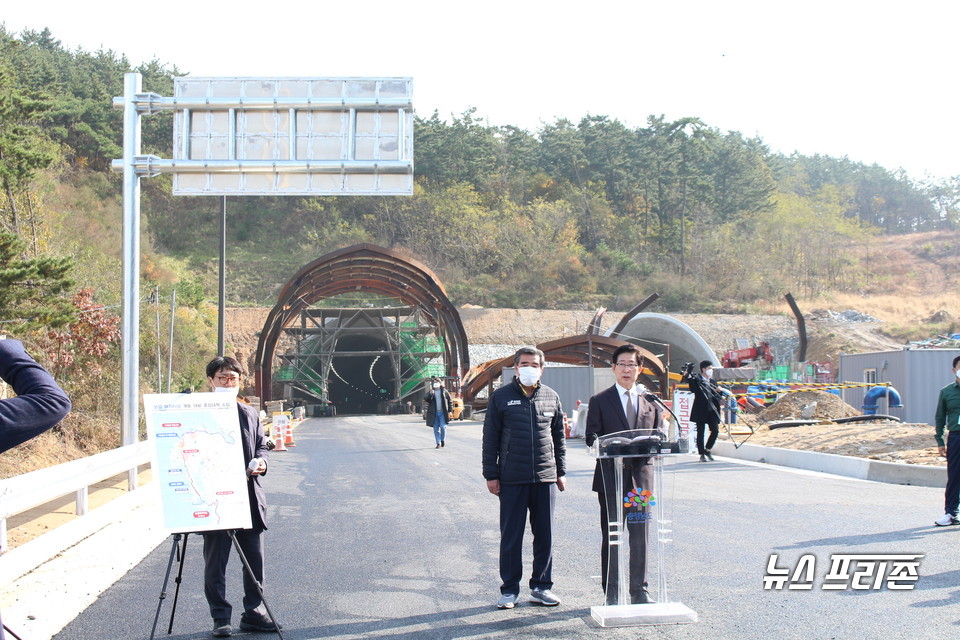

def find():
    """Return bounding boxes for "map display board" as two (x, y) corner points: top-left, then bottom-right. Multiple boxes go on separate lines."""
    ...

(144, 393), (252, 533)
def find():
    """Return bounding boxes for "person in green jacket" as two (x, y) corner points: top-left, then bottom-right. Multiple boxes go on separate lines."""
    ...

(934, 355), (960, 526)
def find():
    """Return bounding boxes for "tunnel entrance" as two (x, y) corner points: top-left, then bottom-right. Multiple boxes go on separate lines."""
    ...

(327, 335), (394, 414)
(255, 244), (470, 410)
(275, 305), (446, 415)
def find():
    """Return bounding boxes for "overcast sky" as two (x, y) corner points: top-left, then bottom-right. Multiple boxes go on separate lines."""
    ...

(3, 0), (957, 181)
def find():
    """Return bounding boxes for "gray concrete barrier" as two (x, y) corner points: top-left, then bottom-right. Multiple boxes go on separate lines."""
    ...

(711, 440), (945, 488)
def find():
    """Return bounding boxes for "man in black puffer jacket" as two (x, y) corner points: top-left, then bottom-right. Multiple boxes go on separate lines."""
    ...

(482, 346), (566, 610)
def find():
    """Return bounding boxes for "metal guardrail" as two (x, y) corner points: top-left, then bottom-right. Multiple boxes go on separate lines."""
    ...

(0, 441), (152, 551)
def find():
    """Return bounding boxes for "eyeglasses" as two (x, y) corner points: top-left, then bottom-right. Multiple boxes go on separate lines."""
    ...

(215, 374), (241, 383)
(615, 362), (639, 369)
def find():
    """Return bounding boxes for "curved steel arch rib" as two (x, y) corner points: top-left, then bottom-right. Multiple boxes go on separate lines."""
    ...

(254, 244), (470, 406)
(460, 335), (667, 405)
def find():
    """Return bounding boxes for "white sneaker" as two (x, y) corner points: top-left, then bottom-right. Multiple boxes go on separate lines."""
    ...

(935, 513), (960, 526)
(529, 588), (561, 606)
(497, 593), (519, 609)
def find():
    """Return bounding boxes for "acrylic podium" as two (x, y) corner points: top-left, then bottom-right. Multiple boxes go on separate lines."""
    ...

(588, 429), (697, 627)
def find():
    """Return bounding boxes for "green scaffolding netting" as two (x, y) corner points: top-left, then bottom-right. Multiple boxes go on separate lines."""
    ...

(274, 322), (447, 402)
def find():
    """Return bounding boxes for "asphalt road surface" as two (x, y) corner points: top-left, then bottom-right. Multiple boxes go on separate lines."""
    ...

(52, 415), (959, 639)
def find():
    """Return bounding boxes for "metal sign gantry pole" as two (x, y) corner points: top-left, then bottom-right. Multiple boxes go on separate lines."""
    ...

(120, 73), (143, 483)
(113, 72), (414, 456)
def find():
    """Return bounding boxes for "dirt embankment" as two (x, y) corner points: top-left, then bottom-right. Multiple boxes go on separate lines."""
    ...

(726, 390), (941, 466)
(225, 307), (901, 366)
(729, 420), (940, 466)
(225, 306), (937, 466)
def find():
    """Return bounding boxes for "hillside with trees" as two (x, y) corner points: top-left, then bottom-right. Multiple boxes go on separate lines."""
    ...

(1, 25), (959, 469)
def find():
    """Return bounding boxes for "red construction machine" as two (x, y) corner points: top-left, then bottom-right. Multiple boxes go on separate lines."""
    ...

(722, 339), (774, 368)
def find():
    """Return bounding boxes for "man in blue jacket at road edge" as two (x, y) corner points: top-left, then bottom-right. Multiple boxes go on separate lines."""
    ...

(482, 346), (566, 610)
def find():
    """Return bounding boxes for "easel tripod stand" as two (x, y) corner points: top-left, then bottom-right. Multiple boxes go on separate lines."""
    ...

(149, 530), (284, 639)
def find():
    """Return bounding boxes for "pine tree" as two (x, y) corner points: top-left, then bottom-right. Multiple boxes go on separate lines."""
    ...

(0, 231), (75, 331)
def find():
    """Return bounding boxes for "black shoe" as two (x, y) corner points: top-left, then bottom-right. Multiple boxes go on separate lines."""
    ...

(441, 440), (445, 447)
(705, 451), (715, 461)
(605, 591), (645, 606)
(699, 454), (706, 462)
(239, 610), (281, 633)
(212, 618), (232, 637)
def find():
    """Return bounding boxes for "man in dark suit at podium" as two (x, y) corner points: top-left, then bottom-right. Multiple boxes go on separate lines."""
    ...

(585, 344), (663, 605)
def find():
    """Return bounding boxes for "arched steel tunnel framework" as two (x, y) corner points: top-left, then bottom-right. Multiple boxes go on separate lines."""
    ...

(461, 335), (667, 407)
(254, 244), (470, 407)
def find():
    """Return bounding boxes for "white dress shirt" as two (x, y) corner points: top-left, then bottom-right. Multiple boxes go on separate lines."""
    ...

(615, 382), (646, 427)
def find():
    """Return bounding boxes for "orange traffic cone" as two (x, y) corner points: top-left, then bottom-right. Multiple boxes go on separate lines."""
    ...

(284, 420), (296, 447)
(273, 426), (287, 451)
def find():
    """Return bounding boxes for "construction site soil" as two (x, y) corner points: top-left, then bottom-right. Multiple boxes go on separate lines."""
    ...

(223, 307), (904, 365)
(727, 390), (940, 467)
(727, 419), (939, 467)
(223, 307), (939, 466)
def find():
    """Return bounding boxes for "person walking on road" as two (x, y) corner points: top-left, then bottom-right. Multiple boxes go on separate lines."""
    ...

(935, 355), (960, 526)
(482, 347), (566, 610)
(424, 376), (453, 448)
(201, 356), (281, 637)
(682, 360), (723, 462)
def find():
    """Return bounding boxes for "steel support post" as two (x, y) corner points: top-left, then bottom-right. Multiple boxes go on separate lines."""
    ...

(121, 73), (142, 474)
(218, 196), (226, 356)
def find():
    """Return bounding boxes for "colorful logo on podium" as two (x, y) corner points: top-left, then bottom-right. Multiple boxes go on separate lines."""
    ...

(624, 488), (655, 523)
(624, 488), (655, 509)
